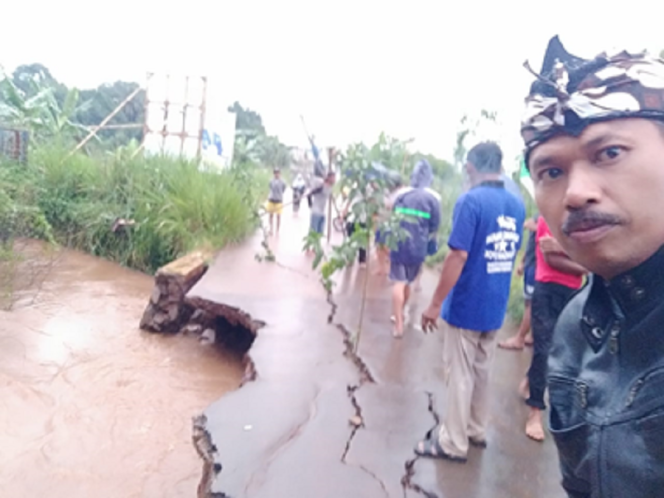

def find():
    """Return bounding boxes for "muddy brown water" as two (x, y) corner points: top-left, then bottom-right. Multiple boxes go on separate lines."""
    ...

(0, 241), (244, 497)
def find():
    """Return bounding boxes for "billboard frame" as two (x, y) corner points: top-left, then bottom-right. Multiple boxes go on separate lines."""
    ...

(142, 72), (208, 159)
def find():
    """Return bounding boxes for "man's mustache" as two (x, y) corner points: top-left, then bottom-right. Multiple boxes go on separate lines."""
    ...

(562, 210), (623, 236)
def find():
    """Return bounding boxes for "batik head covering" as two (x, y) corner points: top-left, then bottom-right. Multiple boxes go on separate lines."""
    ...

(521, 36), (664, 165)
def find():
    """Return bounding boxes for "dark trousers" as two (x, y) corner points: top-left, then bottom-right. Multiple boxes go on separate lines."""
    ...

(346, 221), (367, 264)
(527, 281), (577, 410)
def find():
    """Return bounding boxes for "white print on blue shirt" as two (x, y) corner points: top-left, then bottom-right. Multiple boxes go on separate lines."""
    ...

(484, 215), (520, 274)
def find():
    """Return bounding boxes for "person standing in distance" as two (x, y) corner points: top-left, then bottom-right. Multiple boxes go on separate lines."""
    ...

(266, 168), (287, 235)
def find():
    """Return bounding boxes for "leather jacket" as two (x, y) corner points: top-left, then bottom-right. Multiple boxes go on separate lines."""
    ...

(548, 246), (664, 498)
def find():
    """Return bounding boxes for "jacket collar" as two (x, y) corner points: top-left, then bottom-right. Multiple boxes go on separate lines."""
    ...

(475, 180), (505, 189)
(580, 245), (664, 352)
(601, 245), (664, 317)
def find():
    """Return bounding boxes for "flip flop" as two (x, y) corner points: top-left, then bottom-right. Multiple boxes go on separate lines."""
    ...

(414, 429), (467, 463)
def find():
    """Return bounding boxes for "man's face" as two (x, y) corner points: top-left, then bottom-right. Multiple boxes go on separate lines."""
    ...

(274, 171), (280, 179)
(529, 118), (664, 278)
(326, 174), (336, 186)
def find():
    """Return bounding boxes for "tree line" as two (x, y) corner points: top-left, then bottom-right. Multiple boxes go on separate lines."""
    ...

(0, 63), (292, 167)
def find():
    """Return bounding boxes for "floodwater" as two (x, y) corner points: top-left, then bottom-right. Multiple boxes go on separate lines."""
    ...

(0, 241), (244, 497)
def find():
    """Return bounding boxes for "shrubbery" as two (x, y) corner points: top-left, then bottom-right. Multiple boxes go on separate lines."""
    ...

(0, 142), (268, 273)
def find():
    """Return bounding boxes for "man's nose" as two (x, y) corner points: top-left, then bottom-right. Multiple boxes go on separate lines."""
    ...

(564, 163), (601, 209)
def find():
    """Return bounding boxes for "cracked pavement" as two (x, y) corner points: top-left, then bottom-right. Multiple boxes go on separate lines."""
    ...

(188, 214), (566, 498)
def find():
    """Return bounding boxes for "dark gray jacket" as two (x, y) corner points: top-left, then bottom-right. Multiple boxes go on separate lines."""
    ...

(548, 246), (664, 498)
(390, 160), (441, 265)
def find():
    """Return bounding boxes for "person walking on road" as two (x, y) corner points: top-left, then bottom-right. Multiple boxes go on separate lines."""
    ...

(416, 141), (525, 462)
(389, 160), (440, 338)
(498, 214), (539, 350)
(521, 216), (585, 442)
(292, 173), (306, 214)
(266, 168), (287, 235)
(306, 171), (336, 237)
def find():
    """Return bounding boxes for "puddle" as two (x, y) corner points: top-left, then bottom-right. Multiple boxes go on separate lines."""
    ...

(0, 241), (244, 497)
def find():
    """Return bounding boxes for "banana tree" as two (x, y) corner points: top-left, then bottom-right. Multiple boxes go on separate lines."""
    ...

(303, 141), (411, 351)
(43, 87), (92, 138)
(0, 74), (53, 132)
(0, 71), (90, 142)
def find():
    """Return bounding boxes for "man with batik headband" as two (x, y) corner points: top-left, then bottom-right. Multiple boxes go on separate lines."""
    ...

(523, 36), (664, 497)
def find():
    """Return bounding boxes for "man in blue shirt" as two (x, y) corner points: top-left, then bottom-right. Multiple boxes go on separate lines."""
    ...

(415, 141), (525, 462)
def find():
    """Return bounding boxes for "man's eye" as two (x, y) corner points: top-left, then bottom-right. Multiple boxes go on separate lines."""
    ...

(539, 167), (563, 181)
(596, 146), (624, 162)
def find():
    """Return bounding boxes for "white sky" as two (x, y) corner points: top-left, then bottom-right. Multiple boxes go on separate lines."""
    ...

(2, 0), (663, 167)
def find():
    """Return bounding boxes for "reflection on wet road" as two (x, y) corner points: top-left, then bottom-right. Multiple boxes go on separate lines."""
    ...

(0, 243), (244, 497)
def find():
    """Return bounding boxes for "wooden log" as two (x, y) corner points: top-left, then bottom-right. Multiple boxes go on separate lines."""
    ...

(140, 250), (212, 333)
(158, 250), (212, 286)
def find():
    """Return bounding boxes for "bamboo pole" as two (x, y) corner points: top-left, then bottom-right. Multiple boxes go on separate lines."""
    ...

(197, 77), (208, 160)
(161, 75), (170, 151)
(64, 85), (142, 161)
(181, 76), (190, 155)
(84, 123), (143, 130)
(129, 141), (145, 159)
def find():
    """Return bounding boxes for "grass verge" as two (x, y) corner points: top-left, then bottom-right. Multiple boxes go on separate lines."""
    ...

(0, 143), (269, 274)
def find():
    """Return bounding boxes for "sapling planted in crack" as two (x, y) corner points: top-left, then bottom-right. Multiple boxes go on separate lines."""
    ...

(303, 142), (410, 352)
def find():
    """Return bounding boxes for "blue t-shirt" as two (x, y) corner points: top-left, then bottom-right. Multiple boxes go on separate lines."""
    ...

(441, 182), (526, 332)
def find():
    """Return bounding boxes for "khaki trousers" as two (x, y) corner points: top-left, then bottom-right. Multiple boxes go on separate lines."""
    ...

(438, 323), (498, 457)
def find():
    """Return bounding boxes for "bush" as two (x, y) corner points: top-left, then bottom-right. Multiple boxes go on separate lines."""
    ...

(0, 143), (265, 273)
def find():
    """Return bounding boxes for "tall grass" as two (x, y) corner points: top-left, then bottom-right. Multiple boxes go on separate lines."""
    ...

(0, 143), (267, 273)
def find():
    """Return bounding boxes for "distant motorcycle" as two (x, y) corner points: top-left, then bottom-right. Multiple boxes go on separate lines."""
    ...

(292, 186), (306, 213)
(292, 174), (307, 213)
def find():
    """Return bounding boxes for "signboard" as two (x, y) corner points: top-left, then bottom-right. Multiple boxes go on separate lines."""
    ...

(142, 73), (236, 169)
(200, 93), (236, 171)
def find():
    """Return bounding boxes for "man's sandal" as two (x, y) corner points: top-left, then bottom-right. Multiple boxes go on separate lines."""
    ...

(414, 429), (467, 463)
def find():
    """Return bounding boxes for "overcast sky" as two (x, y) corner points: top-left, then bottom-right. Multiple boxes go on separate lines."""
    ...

(2, 0), (663, 166)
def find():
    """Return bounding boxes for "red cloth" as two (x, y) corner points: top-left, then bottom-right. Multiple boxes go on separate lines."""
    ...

(535, 217), (583, 289)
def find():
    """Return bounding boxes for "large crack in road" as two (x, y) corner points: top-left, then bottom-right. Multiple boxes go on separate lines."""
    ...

(401, 392), (442, 498)
(192, 255), (438, 498)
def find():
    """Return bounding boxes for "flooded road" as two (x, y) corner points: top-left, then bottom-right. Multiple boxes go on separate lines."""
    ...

(0, 241), (244, 497)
